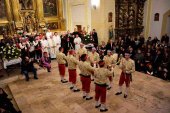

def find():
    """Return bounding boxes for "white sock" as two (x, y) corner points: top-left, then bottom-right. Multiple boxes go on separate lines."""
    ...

(73, 85), (78, 90)
(100, 104), (106, 110)
(61, 76), (64, 81)
(86, 93), (91, 98)
(125, 87), (129, 95)
(83, 91), (86, 96)
(118, 86), (122, 92)
(69, 83), (73, 88)
(95, 101), (100, 106)
(109, 82), (112, 87)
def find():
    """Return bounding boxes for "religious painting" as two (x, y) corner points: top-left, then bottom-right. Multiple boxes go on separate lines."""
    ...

(0, 0), (7, 19)
(154, 13), (159, 21)
(19, 0), (33, 10)
(43, 0), (58, 17)
(46, 22), (58, 30)
(108, 12), (113, 22)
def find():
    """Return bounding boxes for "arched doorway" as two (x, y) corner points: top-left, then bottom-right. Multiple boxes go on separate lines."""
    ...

(161, 10), (170, 36)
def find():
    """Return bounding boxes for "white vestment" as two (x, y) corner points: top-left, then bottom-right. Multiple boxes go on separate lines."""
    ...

(53, 35), (61, 52)
(41, 39), (49, 53)
(46, 32), (52, 40)
(74, 37), (81, 51)
(47, 38), (56, 58)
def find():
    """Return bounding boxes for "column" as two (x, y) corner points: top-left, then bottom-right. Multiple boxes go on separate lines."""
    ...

(11, 0), (20, 22)
(5, 0), (12, 22)
(36, 0), (44, 22)
(144, 0), (152, 38)
(58, 0), (63, 18)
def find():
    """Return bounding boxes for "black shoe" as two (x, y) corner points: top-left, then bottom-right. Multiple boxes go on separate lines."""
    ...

(48, 70), (51, 72)
(115, 92), (122, 95)
(17, 110), (22, 113)
(95, 104), (101, 108)
(63, 79), (68, 82)
(124, 94), (128, 98)
(70, 86), (74, 90)
(61, 80), (68, 83)
(107, 86), (111, 90)
(26, 78), (29, 81)
(73, 89), (80, 92)
(100, 108), (108, 112)
(83, 96), (86, 99)
(34, 77), (38, 80)
(86, 97), (93, 100)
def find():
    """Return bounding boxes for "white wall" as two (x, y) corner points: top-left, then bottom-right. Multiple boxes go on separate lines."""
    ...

(65, 0), (115, 44)
(149, 0), (170, 39)
(71, 4), (86, 28)
(91, 0), (115, 44)
(66, 0), (91, 32)
(166, 16), (170, 36)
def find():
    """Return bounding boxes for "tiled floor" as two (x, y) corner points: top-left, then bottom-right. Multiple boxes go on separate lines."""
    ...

(8, 60), (170, 113)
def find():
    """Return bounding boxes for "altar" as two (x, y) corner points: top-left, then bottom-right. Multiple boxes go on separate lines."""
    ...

(3, 58), (22, 69)
(0, 0), (66, 35)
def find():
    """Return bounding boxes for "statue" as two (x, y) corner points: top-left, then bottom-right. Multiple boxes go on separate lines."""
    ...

(109, 25), (114, 39)
(19, 0), (33, 10)
(25, 14), (35, 32)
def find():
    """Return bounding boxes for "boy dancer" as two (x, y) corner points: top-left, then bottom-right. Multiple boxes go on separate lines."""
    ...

(93, 60), (114, 112)
(56, 47), (68, 83)
(66, 50), (80, 92)
(115, 51), (135, 98)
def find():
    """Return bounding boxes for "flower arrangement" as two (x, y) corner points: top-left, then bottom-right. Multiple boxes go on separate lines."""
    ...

(0, 44), (21, 60)
(83, 34), (94, 44)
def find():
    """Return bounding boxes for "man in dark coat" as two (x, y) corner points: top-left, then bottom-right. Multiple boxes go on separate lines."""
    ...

(21, 56), (38, 81)
(92, 29), (98, 47)
(106, 39), (115, 51)
(153, 50), (163, 76)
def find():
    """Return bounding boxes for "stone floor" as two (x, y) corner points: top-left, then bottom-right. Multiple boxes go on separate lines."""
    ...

(8, 60), (170, 113)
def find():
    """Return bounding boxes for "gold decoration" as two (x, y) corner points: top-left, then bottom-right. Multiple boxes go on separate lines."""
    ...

(0, 0), (66, 35)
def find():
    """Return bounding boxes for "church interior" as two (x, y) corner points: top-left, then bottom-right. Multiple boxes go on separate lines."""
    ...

(0, 0), (170, 113)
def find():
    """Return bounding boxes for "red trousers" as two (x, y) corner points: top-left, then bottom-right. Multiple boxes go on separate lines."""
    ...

(95, 84), (107, 103)
(58, 64), (65, 76)
(80, 76), (91, 93)
(119, 72), (131, 87)
(68, 69), (77, 84)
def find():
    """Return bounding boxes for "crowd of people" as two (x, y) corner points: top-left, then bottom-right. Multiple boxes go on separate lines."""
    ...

(0, 28), (169, 112)
(0, 29), (169, 79)
(1, 29), (169, 80)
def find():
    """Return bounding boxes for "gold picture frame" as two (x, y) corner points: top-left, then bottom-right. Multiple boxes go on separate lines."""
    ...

(43, 0), (59, 18)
